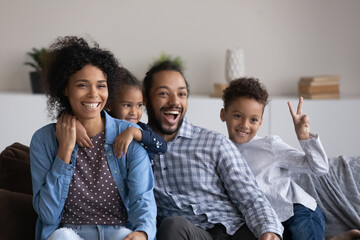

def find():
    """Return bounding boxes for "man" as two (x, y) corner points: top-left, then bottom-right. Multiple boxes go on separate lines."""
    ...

(143, 61), (283, 240)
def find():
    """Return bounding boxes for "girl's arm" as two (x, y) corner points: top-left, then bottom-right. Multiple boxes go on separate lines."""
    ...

(113, 122), (167, 158)
(137, 122), (167, 154)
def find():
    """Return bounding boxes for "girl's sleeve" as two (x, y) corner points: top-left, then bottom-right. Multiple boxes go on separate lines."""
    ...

(137, 122), (167, 155)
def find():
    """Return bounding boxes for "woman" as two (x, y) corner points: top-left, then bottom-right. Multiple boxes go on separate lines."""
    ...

(30, 36), (156, 240)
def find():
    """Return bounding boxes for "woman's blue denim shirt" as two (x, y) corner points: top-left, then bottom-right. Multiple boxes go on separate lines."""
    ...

(30, 111), (156, 240)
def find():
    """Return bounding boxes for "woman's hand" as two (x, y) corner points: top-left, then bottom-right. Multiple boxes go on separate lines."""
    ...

(288, 97), (311, 140)
(123, 231), (147, 240)
(56, 113), (77, 164)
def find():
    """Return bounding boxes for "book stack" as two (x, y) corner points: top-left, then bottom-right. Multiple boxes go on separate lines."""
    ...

(298, 75), (340, 99)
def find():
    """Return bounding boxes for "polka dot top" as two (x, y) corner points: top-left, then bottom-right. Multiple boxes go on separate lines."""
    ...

(62, 131), (128, 225)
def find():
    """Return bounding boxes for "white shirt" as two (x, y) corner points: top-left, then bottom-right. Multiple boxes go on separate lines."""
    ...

(235, 134), (329, 222)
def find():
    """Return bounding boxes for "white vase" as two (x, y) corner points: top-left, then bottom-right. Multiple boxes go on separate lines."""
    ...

(225, 48), (245, 83)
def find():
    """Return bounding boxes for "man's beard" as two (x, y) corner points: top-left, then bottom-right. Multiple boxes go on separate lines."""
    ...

(146, 101), (184, 136)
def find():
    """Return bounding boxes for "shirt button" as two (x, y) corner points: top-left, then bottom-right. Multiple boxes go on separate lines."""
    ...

(109, 153), (112, 156)
(104, 144), (108, 148)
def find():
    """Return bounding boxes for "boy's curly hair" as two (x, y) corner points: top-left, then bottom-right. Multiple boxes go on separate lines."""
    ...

(44, 36), (119, 119)
(222, 77), (269, 110)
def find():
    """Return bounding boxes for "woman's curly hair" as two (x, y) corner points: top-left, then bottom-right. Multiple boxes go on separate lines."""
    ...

(44, 36), (119, 119)
(222, 77), (269, 110)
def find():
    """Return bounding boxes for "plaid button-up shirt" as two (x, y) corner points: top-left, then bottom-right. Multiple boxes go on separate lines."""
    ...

(153, 118), (283, 238)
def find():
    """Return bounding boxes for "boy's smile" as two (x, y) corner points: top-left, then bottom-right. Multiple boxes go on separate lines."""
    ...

(221, 96), (263, 144)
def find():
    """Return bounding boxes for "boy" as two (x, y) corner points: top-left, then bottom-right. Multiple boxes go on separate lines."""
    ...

(220, 77), (328, 240)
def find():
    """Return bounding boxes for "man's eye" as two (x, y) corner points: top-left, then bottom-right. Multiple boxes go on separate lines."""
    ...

(159, 91), (168, 96)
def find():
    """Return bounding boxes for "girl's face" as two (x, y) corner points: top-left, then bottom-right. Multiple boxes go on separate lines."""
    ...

(109, 85), (143, 123)
(65, 64), (108, 122)
(220, 96), (263, 144)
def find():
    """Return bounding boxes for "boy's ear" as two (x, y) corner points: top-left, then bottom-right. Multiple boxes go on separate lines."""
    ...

(220, 108), (226, 122)
(64, 87), (68, 96)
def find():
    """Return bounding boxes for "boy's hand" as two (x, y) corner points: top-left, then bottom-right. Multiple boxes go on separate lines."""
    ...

(114, 127), (142, 158)
(288, 97), (311, 140)
(75, 120), (93, 148)
(123, 231), (147, 240)
(56, 113), (76, 164)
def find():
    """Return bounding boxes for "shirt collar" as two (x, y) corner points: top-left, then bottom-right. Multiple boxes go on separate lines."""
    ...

(170, 117), (194, 142)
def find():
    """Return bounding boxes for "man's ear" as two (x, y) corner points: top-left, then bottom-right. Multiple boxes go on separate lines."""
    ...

(220, 108), (226, 122)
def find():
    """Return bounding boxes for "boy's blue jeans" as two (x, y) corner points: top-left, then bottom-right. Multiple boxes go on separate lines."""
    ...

(282, 203), (325, 240)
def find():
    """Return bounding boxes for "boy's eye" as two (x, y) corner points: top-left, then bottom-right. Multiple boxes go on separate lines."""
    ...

(251, 118), (259, 123)
(137, 103), (143, 108)
(123, 103), (131, 107)
(234, 114), (242, 119)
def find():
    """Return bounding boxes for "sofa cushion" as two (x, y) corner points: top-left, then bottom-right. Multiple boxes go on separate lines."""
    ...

(0, 188), (36, 240)
(0, 142), (32, 194)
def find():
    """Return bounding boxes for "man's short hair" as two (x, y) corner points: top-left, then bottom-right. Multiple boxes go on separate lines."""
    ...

(143, 60), (189, 100)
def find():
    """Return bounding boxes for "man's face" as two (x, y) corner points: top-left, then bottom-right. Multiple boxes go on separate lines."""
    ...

(146, 70), (188, 142)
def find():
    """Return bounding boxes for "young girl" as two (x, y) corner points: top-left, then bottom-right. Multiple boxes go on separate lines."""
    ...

(220, 77), (328, 240)
(76, 66), (167, 164)
(30, 36), (156, 240)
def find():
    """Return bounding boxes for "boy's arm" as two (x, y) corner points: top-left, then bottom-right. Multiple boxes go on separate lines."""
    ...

(288, 96), (310, 140)
(137, 122), (167, 154)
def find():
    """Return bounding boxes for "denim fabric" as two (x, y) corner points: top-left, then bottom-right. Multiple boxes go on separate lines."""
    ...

(282, 204), (325, 240)
(49, 225), (132, 240)
(30, 111), (156, 240)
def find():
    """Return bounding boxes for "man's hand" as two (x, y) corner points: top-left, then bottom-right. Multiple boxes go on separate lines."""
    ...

(123, 231), (147, 240)
(259, 232), (280, 240)
(288, 96), (311, 140)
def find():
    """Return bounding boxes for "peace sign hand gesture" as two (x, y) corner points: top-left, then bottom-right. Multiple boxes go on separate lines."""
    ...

(288, 97), (311, 140)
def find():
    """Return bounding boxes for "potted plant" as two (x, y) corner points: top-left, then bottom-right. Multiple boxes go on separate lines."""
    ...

(24, 47), (48, 93)
(150, 52), (185, 72)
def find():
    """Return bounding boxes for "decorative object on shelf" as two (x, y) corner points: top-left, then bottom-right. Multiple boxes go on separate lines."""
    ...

(24, 47), (48, 94)
(298, 75), (340, 99)
(225, 48), (245, 83)
(211, 48), (246, 98)
(211, 83), (228, 98)
(149, 52), (185, 72)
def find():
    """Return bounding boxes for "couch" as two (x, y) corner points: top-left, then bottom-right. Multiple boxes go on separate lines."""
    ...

(0, 142), (37, 240)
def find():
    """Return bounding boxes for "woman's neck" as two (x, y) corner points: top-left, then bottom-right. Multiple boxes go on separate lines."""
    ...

(80, 116), (105, 138)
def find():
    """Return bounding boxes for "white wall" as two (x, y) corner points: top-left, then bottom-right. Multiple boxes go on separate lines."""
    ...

(1, 0), (360, 96)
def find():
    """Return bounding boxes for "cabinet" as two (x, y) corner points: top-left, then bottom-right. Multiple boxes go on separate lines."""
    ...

(0, 93), (359, 157)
